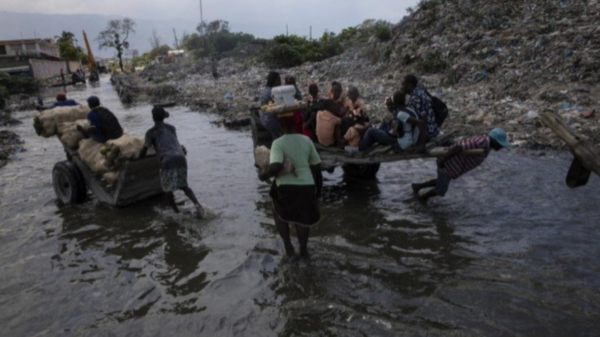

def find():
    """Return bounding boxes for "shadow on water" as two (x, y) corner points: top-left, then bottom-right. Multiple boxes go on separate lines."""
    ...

(1, 76), (600, 336)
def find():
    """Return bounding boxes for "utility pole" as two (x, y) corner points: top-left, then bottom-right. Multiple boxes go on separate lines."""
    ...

(310, 26), (312, 40)
(286, 24), (289, 36)
(173, 28), (179, 49)
(199, 0), (204, 35)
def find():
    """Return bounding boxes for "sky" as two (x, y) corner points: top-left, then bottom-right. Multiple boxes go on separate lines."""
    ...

(0, 0), (419, 38)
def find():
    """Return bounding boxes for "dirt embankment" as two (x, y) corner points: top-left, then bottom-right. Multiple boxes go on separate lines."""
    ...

(110, 0), (600, 149)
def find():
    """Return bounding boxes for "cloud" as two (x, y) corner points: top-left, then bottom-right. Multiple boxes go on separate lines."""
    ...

(0, 0), (418, 37)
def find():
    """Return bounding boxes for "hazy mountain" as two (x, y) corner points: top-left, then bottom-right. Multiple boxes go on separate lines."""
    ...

(0, 11), (197, 58)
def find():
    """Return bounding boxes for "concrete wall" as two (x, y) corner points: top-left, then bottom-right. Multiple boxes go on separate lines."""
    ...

(67, 60), (82, 73)
(29, 58), (67, 79)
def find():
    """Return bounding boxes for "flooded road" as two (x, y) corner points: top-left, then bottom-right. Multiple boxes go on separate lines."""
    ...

(1, 77), (599, 336)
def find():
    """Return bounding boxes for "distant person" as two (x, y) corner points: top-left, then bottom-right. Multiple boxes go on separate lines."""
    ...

(260, 71), (283, 139)
(412, 128), (512, 203)
(78, 96), (123, 143)
(59, 68), (65, 84)
(139, 107), (204, 216)
(302, 83), (322, 139)
(284, 75), (303, 100)
(316, 99), (344, 148)
(401, 74), (439, 140)
(51, 92), (78, 107)
(342, 86), (370, 150)
(211, 56), (219, 80)
(259, 114), (322, 261)
(358, 91), (426, 152)
(328, 81), (347, 117)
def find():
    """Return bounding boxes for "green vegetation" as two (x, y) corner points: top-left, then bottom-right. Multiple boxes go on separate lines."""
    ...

(0, 72), (41, 109)
(178, 19), (393, 68)
(55, 31), (88, 63)
(182, 20), (255, 58)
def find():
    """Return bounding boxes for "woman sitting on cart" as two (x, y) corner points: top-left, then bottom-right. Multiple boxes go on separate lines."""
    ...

(342, 86), (370, 151)
(316, 99), (346, 148)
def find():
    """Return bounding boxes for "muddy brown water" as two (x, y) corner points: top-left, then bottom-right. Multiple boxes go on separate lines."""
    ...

(1, 77), (599, 336)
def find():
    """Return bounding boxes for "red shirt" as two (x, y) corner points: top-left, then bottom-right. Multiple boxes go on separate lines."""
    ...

(445, 136), (490, 179)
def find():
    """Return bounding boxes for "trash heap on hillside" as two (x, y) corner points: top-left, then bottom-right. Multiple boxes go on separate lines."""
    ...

(33, 106), (145, 185)
(110, 0), (600, 148)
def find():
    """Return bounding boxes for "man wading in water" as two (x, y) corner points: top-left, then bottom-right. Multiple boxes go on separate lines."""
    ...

(259, 114), (323, 261)
(412, 128), (512, 203)
(139, 107), (204, 216)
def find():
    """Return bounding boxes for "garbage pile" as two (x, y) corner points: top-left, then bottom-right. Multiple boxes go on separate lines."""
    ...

(113, 0), (600, 148)
(0, 130), (23, 168)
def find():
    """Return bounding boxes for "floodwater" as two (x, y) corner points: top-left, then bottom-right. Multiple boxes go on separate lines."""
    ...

(1, 77), (599, 337)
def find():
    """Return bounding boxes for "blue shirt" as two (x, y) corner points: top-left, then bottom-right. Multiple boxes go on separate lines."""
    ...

(52, 99), (79, 107)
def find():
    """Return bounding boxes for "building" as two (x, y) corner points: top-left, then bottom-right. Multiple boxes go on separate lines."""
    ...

(0, 38), (61, 59)
(0, 38), (77, 80)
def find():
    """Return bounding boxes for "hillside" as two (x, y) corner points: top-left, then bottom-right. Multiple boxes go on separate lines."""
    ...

(114, 0), (600, 148)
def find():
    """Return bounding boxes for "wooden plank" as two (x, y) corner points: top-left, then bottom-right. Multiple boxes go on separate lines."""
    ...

(320, 148), (484, 165)
(540, 111), (600, 177)
(261, 102), (306, 114)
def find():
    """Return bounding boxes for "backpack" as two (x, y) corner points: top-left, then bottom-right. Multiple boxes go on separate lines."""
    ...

(425, 90), (449, 127)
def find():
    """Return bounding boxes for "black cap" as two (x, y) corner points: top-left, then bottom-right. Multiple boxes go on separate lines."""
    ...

(87, 96), (100, 108)
(152, 106), (170, 122)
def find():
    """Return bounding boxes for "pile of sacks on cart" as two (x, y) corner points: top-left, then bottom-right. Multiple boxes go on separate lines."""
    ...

(33, 105), (146, 185)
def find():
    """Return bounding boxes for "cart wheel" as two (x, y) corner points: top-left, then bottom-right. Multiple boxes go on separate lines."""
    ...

(52, 161), (86, 204)
(342, 164), (381, 180)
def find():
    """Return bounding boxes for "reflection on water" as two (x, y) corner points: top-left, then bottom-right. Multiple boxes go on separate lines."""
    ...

(1, 76), (599, 336)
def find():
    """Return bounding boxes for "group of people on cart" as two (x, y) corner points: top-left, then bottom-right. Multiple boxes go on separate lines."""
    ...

(258, 72), (512, 261)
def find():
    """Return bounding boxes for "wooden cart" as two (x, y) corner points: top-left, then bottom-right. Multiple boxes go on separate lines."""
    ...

(250, 107), (459, 179)
(52, 147), (163, 207)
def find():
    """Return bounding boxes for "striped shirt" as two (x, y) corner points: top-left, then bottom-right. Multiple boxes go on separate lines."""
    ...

(445, 136), (490, 179)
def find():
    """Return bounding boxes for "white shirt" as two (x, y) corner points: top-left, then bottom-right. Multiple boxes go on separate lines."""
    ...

(396, 108), (420, 150)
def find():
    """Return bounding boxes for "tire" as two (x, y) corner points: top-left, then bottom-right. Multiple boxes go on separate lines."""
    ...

(342, 164), (381, 180)
(52, 161), (86, 204)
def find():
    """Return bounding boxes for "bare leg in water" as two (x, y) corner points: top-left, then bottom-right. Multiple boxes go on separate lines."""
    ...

(295, 225), (310, 258)
(411, 179), (438, 202)
(274, 212), (295, 257)
(166, 192), (179, 213)
(181, 186), (204, 215)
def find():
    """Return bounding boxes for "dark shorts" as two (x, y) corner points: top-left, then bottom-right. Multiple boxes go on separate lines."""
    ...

(160, 167), (188, 192)
(270, 183), (320, 226)
(436, 168), (451, 197)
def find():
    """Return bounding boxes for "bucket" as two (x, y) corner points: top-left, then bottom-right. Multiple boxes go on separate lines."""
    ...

(271, 85), (296, 105)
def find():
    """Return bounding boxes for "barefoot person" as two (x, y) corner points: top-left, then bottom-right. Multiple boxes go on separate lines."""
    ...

(139, 107), (204, 216)
(259, 115), (322, 260)
(412, 128), (511, 203)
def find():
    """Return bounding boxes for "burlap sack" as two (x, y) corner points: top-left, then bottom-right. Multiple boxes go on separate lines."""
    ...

(58, 119), (88, 150)
(78, 138), (108, 173)
(34, 105), (90, 137)
(254, 145), (295, 176)
(102, 171), (120, 185)
(106, 135), (144, 160)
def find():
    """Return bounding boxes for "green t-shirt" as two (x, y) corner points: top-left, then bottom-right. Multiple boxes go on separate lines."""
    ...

(270, 134), (321, 186)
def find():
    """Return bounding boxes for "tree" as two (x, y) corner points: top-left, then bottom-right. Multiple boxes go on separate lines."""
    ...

(149, 29), (161, 49)
(55, 31), (87, 62)
(97, 18), (136, 71)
